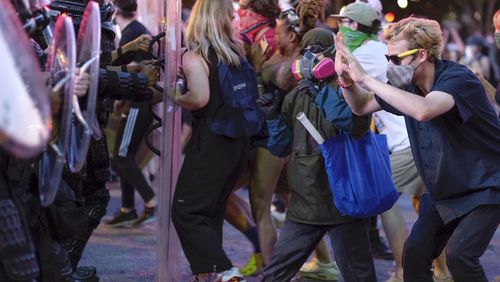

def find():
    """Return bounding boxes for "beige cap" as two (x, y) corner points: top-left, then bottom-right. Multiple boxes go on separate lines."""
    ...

(331, 2), (379, 28)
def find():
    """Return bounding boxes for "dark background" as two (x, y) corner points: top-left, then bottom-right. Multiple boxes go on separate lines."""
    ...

(182, 0), (499, 36)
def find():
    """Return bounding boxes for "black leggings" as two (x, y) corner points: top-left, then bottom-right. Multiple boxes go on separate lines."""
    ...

(112, 101), (154, 209)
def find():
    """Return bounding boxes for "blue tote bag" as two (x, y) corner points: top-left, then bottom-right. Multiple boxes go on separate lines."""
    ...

(320, 131), (398, 218)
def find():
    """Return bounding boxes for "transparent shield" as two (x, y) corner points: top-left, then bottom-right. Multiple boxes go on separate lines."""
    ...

(0, 0), (51, 159)
(66, 1), (101, 172)
(154, 0), (183, 280)
(39, 14), (76, 207)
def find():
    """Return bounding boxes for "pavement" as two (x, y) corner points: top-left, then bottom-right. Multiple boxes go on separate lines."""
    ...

(80, 182), (500, 282)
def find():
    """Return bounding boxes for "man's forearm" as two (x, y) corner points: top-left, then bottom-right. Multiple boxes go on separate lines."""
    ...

(362, 75), (438, 121)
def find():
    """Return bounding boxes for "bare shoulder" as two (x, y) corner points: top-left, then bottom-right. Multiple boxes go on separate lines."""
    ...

(183, 51), (209, 75)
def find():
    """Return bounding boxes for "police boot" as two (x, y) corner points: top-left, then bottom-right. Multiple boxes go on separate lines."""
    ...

(72, 266), (99, 282)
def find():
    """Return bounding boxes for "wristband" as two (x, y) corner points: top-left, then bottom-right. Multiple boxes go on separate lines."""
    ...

(337, 77), (354, 88)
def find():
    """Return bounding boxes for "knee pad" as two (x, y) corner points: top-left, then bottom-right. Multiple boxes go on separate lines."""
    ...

(85, 188), (110, 229)
(61, 188), (110, 269)
(61, 238), (87, 270)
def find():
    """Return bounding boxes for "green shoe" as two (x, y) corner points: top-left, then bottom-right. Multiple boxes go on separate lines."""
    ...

(299, 258), (340, 281)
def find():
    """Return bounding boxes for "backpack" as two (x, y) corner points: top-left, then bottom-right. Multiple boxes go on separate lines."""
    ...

(206, 56), (263, 138)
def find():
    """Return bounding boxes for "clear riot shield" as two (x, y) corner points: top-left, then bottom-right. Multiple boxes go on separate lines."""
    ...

(0, 0), (51, 159)
(39, 14), (76, 207)
(154, 0), (183, 280)
(66, 1), (101, 172)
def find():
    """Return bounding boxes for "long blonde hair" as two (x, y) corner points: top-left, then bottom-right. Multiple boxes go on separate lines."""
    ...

(185, 0), (245, 66)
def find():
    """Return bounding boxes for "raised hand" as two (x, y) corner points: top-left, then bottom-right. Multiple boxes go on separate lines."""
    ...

(334, 32), (368, 85)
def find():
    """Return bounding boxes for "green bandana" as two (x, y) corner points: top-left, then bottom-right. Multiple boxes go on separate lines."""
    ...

(339, 26), (378, 52)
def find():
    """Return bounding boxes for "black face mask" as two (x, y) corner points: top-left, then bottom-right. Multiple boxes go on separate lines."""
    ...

(112, 16), (117, 25)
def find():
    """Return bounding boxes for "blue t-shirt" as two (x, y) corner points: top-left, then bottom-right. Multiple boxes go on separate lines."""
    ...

(376, 60), (500, 223)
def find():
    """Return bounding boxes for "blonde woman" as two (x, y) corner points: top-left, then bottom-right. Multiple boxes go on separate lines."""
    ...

(171, 0), (250, 281)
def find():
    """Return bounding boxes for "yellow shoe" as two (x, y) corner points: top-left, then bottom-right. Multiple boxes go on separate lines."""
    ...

(239, 253), (263, 277)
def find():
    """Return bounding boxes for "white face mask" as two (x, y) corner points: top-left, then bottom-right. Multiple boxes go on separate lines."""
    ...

(386, 64), (414, 89)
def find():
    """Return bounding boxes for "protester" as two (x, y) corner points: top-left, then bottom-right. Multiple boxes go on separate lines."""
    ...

(260, 28), (376, 282)
(494, 9), (500, 116)
(231, 3), (317, 271)
(459, 35), (490, 80)
(223, 0), (282, 276)
(106, 0), (158, 228)
(335, 16), (500, 282)
(329, 2), (395, 264)
(170, 0), (254, 280)
(495, 10), (500, 49)
(238, 0), (280, 60)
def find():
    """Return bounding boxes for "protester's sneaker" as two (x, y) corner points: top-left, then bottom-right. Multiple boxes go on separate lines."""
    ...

(105, 209), (138, 227)
(131, 206), (156, 227)
(217, 267), (247, 282)
(299, 258), (340, 281)
(385, 272), (403, 282)
(239, 253), (264, 276)
(270, 206), (286, 228)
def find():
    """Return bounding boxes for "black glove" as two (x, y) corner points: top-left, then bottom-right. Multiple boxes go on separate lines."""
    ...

(297, 79), (320, 98)
(257, 90), (284, 120)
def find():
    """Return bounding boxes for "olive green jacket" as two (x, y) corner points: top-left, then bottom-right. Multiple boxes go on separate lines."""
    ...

(276, 80), (370, 225)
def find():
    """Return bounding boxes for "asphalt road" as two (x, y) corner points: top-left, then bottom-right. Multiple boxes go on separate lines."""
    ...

(80, 182), (500, 282)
